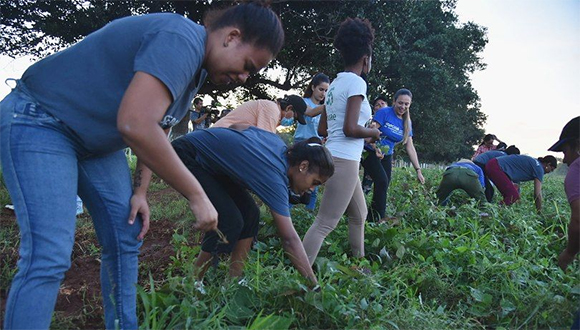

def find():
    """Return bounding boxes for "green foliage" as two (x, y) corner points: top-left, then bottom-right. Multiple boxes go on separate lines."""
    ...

(135, 168), (578, 329)
(0, 0), (488, 161)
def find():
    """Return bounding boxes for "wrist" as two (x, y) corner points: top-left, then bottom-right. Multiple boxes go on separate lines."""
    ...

(415, 167), (421, 171)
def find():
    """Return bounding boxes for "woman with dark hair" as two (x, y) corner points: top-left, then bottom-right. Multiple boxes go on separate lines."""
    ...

(485, 154), (557, 212)
(361, 88), (425, 222)
(172, 127), (334, 283)
(302, 18), (380, 265)
(372, 95), (388, 113)
(0, 2), (283, 328)
(293, 73), (331, 210)
(472, 134), (503, 159)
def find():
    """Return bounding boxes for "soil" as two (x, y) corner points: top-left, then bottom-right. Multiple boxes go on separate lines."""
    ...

(0, 187), (182, 329)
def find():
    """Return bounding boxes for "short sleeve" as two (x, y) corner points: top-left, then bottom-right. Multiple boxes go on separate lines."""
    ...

(134, 31), (204, 101)
(346, 76), (367, 99)
(565, 160), (580, 203)
(373, 108), (388, 127)
(256, 101), (280, 133)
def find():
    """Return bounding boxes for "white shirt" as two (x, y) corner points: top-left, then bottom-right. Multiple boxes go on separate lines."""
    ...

(324, 72), (372, 161)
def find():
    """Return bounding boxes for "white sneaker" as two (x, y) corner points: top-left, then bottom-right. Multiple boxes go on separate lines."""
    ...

(4, 204), (14, 210)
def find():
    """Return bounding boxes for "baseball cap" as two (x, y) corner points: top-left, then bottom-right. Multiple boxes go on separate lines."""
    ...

(280, 95), (307, 125)
(548, 116), (580, 152)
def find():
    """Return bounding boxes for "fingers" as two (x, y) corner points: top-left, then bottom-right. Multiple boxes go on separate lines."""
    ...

(137, 211), (150, 241)
(128, 205), (138, 225)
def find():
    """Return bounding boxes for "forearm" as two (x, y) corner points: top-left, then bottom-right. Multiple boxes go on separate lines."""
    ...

(282, 234), (317, 283)
(344, 125), (378, 139)
(133, 159), (154, 195)
(534, 193), (542, 212)
(565, 215), (580, 255)
(305, 104), (324, 117)
(406, 140), (421, 169)
(122, 125), (206, 201)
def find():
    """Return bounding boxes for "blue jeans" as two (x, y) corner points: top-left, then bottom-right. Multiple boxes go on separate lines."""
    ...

(1, 83), (142, 329)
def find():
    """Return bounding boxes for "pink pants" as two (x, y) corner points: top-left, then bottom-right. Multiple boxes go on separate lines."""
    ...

(485, 158), (520, 205)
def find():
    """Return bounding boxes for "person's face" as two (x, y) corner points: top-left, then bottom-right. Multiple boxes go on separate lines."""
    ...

(544, 163), (555, 174)
(206, 29), (274, 85)
(373, 99), (387, 112)
(277, 102), (295, 122)
(311, 82), (329, 104)
(394, 95), (412, 117)
(195, 101), (203, 110)
(288, 161), (328, 195)
(562, 140), (580, 166)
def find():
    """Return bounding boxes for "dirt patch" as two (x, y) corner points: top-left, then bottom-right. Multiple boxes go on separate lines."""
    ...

(0, 190), (179, 328)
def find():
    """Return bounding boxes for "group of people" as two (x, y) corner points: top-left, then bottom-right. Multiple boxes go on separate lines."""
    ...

(0, 1), (577, 329)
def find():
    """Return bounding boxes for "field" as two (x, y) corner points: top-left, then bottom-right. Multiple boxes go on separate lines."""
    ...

(0, 166), (578, 329)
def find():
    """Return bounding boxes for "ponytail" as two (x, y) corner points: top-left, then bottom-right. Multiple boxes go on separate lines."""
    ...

(286, 137), (334, 178)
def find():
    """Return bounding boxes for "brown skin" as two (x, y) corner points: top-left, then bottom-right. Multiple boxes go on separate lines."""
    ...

(533, 162), (556, 213)
(122, 26), (275, 239)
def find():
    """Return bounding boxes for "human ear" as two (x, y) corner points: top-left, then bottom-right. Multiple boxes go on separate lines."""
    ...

(300, 160), (310, 172)
(224, 28), (242, 47)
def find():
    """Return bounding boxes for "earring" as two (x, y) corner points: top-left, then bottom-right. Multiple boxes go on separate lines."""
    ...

(223, 42), (228, 47)
(300, 169), (303, 172)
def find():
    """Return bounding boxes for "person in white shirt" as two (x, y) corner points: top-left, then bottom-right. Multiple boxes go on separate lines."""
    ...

(302, 17), (380, 265)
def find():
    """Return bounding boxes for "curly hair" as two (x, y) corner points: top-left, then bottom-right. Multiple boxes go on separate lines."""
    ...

(333, 18), (375, 67)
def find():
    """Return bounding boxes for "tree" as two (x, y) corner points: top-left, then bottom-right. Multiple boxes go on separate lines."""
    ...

(0, 0), (488, 162)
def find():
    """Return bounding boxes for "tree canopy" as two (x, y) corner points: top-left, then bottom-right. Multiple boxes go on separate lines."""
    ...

(0, 0), (488, 162)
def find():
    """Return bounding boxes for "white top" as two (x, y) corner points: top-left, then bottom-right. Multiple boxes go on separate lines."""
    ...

(324, 72), (372, 161)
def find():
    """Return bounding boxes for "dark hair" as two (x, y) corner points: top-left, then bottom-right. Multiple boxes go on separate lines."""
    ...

(286, 137), (334, 178)
(505, 145), (520, 155)
(394, 89), (413, 102)
(373, 95), (388, 108)
(538, 155), (557, 169)
(479, 134), (495, 146)
(194, 97), (203, 105)
(496, 142), (507, 150)
(204, 1), (284, 56)
(333, 18), (374, 67)
(303, 73), (330, 100)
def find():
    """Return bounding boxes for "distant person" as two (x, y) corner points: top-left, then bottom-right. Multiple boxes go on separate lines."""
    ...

(212, 95), (307, 133)
(473, 143), (520, 201)
(472, 134), (504, 159)
(436, 159), (486, 205)
(0, 3), (283, 329)
(294, 73), (330, 211)
(172, 127), (334, 284)
(372, 95), (388, 113)
(549, 117), (579, 271)
(362, 88), (425, 222)
(485, 154), (557, 212)
(302, 17), (381, 265)
(548, 116), (580, 329)
(190, 97), (209, 131)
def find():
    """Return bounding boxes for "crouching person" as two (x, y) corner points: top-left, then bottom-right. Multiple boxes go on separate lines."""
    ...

(436, 159), (486, 206)
(171, 126), (334, 284)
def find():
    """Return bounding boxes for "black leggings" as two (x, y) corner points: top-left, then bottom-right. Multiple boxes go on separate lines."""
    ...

(361, 153), (393, 221)
(172, 137), (260, 254)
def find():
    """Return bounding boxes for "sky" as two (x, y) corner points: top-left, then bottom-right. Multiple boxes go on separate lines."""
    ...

(1, 0), (579, 158)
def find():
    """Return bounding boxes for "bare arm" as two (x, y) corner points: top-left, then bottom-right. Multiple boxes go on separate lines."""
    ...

(343, 96), (380, 140)
(117, 71), (217, 232)
(305, 104), (325, 117)
(533, 178), (542, 212)
(271, 211), (317, 285)
(318, 109), (328, 137)
(405, 137), (425, 184)
(559, 199), (580, 270)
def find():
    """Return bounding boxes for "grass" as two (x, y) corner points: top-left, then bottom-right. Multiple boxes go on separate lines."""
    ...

(0, 166), (578, 329)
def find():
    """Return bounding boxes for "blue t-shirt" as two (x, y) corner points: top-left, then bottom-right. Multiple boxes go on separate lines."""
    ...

(184, 127), (291, 217)
(373, 106), (413, 156)
(496, 155), (545, 183)
(448, 162), (485, 188)
(21, 13), (208, 154)
(190, 110), (207, 130)
(294, 98), (321, 141)
(473, 150), (506, 166)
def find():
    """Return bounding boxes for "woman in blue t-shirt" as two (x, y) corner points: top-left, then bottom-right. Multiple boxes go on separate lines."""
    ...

(172, 127), (334, 285)
(293, 73), (330, 210)
(485, 154), (557, 212)
(0, 3), (284, 329)
(361, 88), (425, 222)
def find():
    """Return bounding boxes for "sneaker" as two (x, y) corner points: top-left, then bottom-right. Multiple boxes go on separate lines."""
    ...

(4, 204), (14, 210)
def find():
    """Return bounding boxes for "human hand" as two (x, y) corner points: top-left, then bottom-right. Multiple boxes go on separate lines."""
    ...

(368, 128), (381, 142)
(416, 169), (425, 184)
(129, 193), (150, 240)
(189, 196), (218, 232)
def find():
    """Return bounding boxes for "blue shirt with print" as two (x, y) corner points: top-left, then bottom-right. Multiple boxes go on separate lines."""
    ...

(497, 155), (545, 183)
(373, 106), (413, 155)
(21, 13), (208, 154)
(294, 98), (321, 141)
(184, 127), (291, 217)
